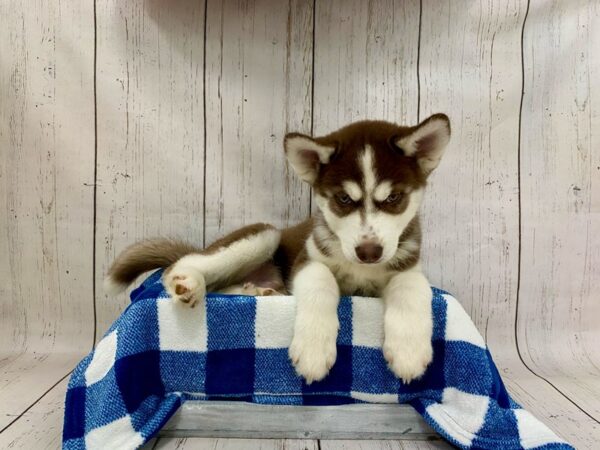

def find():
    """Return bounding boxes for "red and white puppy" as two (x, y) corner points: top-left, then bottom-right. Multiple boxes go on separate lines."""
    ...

(105, 114), (451, 384)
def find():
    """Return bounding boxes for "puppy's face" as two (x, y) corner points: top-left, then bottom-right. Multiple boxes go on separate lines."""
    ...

(285, 115), (450, 265)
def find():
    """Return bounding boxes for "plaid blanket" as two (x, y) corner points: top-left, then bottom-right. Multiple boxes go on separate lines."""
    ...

(63, 270), (572, 450)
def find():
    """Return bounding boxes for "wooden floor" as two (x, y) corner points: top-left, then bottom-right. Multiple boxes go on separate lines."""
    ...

(1, 0), (599, 448)
(0, 357), (599, 449)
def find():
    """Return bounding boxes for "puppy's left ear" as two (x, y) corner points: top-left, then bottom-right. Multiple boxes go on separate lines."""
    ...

(395, 113), (451, 175)
(284, 133), (336, 184)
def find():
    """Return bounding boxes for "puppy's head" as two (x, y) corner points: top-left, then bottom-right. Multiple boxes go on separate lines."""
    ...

(285, 114), (450, 265)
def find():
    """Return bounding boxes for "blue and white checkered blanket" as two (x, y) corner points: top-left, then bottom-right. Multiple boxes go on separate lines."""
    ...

(63, 270), (572, 449)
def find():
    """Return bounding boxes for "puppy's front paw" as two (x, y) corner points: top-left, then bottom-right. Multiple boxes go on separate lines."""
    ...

(289, 317), (339, 384)
(163, 266), (206, 308)
(383, 327), (433, 384)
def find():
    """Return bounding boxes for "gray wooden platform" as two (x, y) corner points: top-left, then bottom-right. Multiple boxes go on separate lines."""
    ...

(160, 402), (436, 440)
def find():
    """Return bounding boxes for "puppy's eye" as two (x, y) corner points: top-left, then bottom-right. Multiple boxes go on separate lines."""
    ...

(385, 193), (402, 203)
(336, 193), (353, 205)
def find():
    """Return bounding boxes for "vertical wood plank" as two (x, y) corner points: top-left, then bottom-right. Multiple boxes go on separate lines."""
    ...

(203, 0), (313, 243)
(519, 0), (600, 418)
(95, 0), (205, 333)
(418, 0), (525, 361)
(0, 0), (95, 426)
(313, 0), (420, 132)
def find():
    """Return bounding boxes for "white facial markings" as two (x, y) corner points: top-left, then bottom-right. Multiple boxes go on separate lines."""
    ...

(314, 145), (424, 266)
(342, 180), (362, 201)
(373, 181), (393, 203)
(316, 185), (424, 266)
(359, 146), (377, 214)
(316, 193), (363, 262)
(363, 189), (424, 263)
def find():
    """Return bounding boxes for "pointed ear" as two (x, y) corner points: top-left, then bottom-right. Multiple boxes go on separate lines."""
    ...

(284, 133), (336, 184)
(395, 113), (451, 175)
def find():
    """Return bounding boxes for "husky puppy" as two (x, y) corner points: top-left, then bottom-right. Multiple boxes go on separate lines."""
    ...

(105, 114), (451, 384)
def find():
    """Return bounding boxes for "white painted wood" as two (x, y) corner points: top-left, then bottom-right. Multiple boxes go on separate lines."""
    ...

(518, 0), (600, 420)
(154, 439), (450, 450)
(313, 0), (420, 130)
(0, 378), (69, 449)
(153, 437), (319, 450)
(0, 0), (95, 430)
(0, 0), (95, 353)
(418, 0), (526, 362)
(94, 0), (206, 334)
(0, 352), (76, 430)
(161, 402), (435, 440)
(203, 0), (313, 243)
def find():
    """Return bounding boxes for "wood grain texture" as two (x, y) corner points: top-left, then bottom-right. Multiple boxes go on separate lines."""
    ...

(153, 437), (319, 450)
(160, 402), (434, 440)
(418, 0), (525, 361)
(94, 0), (206, 334)
(203, 0), (313, 244)
(0, 0), (94, 428)
(312, 0), (420, 132)
(0, 378), (69, 449)
(0, 352), (75, 430)
(518, 0), (600, 420)
(319, 441), (451, 450)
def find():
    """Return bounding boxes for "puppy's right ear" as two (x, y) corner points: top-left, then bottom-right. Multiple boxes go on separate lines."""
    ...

(284, 133), (335, 184)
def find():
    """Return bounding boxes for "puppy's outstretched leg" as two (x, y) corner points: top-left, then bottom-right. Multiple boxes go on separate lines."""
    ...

(289, 261), (340, 383)
(164, 224), (281, 307)
(382, 267), (433, 383)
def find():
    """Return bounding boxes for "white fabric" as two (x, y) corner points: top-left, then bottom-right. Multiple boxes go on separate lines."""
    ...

(158, 299), (207, 351)
(443, 294), (486, 348)
(85, 330), (117, 386)
(351, 296), (385, 347)
(426, 387), (490, 447)
(85, 416), (143, 450)
(255, 295), (295, 348)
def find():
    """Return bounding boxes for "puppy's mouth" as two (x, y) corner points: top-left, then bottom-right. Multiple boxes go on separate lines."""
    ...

(354, 256), (383, 265)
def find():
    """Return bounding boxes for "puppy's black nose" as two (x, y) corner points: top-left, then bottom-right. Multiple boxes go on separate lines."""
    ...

(355, 242), (383, 263)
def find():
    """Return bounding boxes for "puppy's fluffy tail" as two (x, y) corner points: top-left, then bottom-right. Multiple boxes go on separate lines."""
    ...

(103, 238), (201, 296)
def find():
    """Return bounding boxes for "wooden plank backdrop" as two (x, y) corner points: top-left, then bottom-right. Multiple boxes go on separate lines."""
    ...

(0, 0), (96, 432)
(1, 0), (599, 447)
(518, 0), (600, 420)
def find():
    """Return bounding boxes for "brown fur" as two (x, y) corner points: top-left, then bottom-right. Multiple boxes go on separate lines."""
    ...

(203, 223), (276, 255)
(107, 238), (201, 286)
(309, 120), (428, 196)
(273, 218), (313, 283)
(386, 216), (422, 272)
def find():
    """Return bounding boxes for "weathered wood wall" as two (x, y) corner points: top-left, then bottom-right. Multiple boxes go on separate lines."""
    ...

(1, 0), (598, 447)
